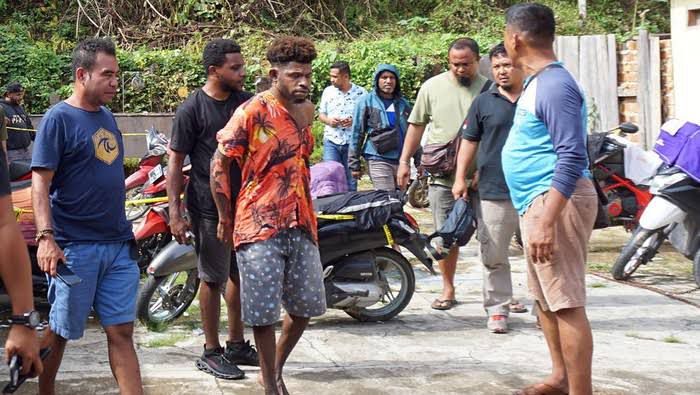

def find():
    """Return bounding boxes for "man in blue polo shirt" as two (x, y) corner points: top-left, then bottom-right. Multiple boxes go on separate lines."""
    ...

(503, 4), (598, 395)
(31, 38), (143, 394)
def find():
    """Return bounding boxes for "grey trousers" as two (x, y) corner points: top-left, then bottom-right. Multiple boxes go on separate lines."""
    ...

(368, 160), (399, 191)
(474, 196), (519, 316)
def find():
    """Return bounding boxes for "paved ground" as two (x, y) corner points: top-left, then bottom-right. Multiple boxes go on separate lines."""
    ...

(1, 207), (699, 394)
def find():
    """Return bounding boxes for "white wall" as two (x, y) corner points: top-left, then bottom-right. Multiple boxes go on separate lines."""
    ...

(671, 0), (700, 123)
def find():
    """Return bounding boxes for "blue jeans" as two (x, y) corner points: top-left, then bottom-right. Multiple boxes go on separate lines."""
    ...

(322, 139), (356, 191)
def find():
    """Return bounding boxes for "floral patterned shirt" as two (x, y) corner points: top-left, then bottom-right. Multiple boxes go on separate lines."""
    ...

(217, 92), (317, 248)
(318, 83), (367, 145)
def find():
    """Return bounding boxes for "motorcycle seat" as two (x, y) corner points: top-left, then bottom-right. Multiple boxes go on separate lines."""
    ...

(8, 160), (31, 181)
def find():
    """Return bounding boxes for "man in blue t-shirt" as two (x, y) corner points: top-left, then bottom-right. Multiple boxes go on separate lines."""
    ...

(31, 38), (143, 394)
(503, 4), (597, 395)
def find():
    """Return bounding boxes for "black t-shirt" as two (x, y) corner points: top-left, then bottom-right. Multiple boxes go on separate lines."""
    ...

(460, 84), (517, 200)
(0, 100), (33, 150)
(170, 89), (253, 219)
(0, 148), (10, 197)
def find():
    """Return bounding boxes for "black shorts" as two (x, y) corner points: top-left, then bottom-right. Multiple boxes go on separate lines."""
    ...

(190, 213), (238, 285)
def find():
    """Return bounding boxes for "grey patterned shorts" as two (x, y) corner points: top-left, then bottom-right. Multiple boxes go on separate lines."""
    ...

(236, 228), (327, 326)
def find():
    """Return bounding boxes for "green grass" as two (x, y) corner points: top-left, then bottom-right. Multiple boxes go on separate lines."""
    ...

(144, 333), (189, 348)
(589, 282), (607, 288)
(662, 335), (684, 344)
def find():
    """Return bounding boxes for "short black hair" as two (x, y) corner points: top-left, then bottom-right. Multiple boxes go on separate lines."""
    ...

(505, 3), (556, 46)
(330, 61), (351, 78)
(4, 82), (23, 94)
(489, 42), (508, 60)
(71, 38), (117, 77)
(448, 38), (480, 57)
(266, 36), (317, 66)
(203, 39), (242, 75)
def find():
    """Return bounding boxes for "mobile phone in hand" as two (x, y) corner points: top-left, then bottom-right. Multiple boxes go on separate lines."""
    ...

(3, 348), (51, 394)
(56, 262), (82, 287)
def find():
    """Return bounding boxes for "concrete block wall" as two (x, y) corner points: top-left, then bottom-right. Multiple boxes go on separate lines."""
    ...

(617, 38), (674, 134)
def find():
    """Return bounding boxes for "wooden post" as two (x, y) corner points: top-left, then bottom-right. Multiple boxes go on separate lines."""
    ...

(649, 36), (662, 147)
(637, 29), (652, 148)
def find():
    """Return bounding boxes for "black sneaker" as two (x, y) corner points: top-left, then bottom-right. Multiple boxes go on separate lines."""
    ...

(224, 340), (259, 366)
(195, 346), (245, 380)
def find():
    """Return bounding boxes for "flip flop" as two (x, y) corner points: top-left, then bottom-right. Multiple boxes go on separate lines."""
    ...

(510, 301), (529, 313)
(431, 298), (457, 310)
(512, 383), (568, 395)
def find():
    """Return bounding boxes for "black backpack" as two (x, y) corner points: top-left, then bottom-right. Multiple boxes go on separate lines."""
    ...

(429, 198), (477, 250)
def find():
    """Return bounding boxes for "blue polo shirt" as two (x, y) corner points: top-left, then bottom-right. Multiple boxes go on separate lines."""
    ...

(31, 102), (132, 243)
(502, 63), (591, 215)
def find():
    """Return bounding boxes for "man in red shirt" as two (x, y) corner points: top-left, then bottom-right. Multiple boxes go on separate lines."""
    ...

(211, 36), (326, 395)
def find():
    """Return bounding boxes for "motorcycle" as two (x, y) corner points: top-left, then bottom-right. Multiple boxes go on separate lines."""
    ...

(136, 190), (439, 328)
(125, 127), (169, 221)
(407, 165), (429, 209)
(611, 120), (700, 285)
(588, 122), (655, 230)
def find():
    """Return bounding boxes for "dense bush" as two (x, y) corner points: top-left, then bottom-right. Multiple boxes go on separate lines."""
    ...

(1, 0), (670, 115)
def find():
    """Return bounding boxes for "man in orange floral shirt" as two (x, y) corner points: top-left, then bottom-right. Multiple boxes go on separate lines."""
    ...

(211, 36), (326, 394)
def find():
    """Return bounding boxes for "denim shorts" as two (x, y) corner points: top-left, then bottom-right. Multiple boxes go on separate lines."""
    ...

(48, 241), (140, 340)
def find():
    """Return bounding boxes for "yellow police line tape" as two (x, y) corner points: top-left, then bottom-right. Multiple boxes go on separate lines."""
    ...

(13, 196), (170, 220)
(7, 126), (148, 136)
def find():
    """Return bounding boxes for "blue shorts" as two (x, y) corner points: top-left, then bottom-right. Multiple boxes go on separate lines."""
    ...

(48, 241), (140, 340)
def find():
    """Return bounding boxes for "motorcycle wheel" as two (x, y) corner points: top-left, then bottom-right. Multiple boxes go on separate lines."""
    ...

(125, 186), (149, 222)
(345, 248), (415, 322)
(694, 250), (700, 288)
(407, 177), (430, 209)
(611, 226), (666, 280)
(137, 269), (200, 329)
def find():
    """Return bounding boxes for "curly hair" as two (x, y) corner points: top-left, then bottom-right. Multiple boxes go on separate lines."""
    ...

(266, 36), (317, 66)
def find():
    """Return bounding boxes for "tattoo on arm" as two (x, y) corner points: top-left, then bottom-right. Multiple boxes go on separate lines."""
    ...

(210, 150), (232, 221)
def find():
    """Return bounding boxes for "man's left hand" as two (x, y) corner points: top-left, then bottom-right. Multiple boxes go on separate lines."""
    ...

(527, 221), (554, 264)
(216, 220), (233, 245)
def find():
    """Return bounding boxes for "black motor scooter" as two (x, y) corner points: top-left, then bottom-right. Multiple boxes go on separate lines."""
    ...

(137, 190), (438, 328)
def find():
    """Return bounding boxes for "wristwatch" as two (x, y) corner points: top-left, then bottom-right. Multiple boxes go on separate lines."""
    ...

(8, 310), (41, 329)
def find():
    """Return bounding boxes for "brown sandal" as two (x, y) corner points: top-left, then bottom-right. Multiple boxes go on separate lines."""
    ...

(431, 298), (457, 310)
(513, 383), (568, 395)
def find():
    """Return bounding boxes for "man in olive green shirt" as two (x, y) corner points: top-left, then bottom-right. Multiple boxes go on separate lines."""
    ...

(398, 37), (488, 310)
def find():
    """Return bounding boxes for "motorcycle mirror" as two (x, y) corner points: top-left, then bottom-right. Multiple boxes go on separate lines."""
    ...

(618, 122), (639, 134)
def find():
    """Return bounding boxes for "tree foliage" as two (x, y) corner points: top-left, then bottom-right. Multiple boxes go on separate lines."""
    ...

(0, 0), (670, 114)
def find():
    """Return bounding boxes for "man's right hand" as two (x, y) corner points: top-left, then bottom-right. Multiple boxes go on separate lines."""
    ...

(452, 179), (469, 201)
(397, 162), (411, 190)
(328, 117), (341, 128)
(37, 237), (66, 277)
(170, 215), (191, 245)
(5, 325), (42, 377)
(351, 170), (362, 180)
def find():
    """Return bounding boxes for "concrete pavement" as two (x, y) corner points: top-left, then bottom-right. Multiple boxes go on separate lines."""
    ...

(2, 242), (699, 395)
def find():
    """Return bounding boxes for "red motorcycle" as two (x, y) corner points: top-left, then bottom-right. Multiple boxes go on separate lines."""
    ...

(588, 123), (654, 230)
(125, 127), (169, 220)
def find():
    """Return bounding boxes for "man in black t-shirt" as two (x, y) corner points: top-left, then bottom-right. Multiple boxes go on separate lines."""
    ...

(1, 83), (34, 163)
(452, 43), (525, 334)
(167, 39), (257, 380)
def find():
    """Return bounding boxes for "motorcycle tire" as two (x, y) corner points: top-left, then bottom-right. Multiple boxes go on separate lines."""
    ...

(137, 269), (200, 329)
(407, 177), (430, 209)
(125, 186), (149, 222)
(694, 250), (700, 288)
(611, 226), (666, 280)
(345, 248), (415, 322)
